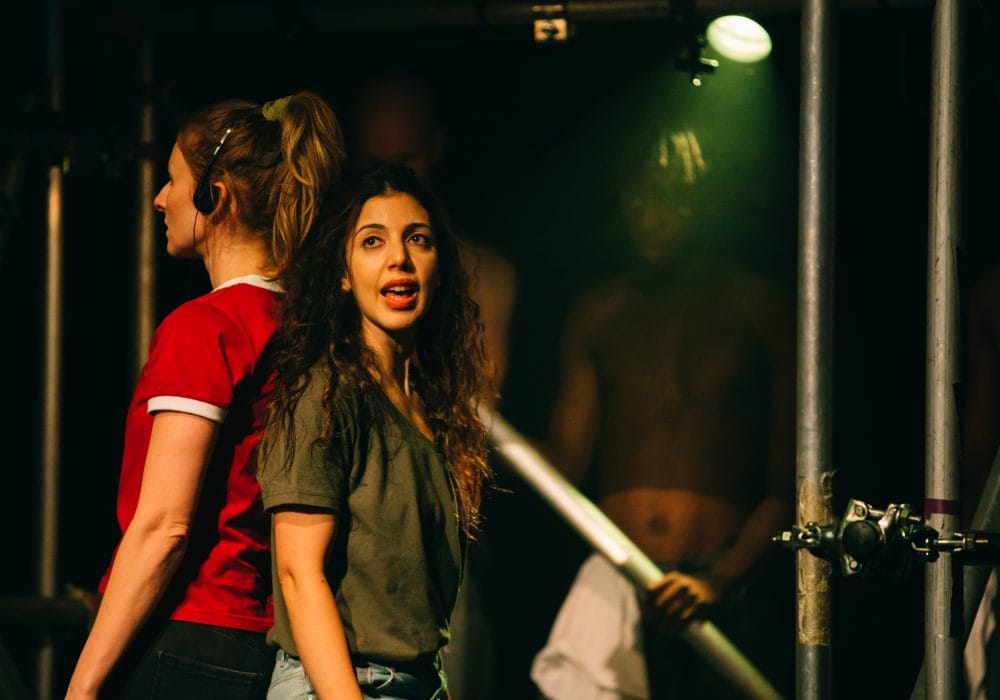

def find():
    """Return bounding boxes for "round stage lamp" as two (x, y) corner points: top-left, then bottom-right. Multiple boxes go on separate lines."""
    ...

(706, 15), (772, 63)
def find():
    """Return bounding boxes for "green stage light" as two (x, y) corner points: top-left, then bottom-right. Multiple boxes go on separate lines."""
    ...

(706, 15), (772, 63)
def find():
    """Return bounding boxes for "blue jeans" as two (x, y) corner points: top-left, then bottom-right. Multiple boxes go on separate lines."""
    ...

(267, 649), (445, 700)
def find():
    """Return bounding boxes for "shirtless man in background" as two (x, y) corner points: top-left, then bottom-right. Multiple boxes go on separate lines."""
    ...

(536, 129), (795, 699)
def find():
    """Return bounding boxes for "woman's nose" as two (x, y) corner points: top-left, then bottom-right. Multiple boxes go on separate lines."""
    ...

(387, 239), (412, 268)
(153, 183), (169, 212)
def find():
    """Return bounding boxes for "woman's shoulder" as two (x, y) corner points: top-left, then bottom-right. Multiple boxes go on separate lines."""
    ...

(166, 282), (278, 324)
(152, 288), (277, 364)
(148, 294), (232, 357)
(161, 291), (226, 325)
(301, 361), (371, 426)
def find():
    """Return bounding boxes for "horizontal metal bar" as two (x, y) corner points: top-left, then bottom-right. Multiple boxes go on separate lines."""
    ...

(0, 597), (90, 630)
(151, 0), (930, 34)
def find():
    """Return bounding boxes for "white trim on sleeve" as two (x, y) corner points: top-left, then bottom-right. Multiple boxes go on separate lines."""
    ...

(147, 395), (227, 423)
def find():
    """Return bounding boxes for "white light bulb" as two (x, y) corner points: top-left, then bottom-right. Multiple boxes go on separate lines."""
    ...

(706, 15), (772, 64)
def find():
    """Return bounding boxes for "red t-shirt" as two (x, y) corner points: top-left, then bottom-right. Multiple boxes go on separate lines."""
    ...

(100, 277), (280, 633)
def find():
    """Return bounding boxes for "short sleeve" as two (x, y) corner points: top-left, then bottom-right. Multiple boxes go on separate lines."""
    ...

(257, 364), (351, 513)
(140, 299), (257, 422)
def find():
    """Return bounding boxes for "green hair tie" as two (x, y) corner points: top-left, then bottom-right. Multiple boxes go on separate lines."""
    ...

(262, 96), (291, 122)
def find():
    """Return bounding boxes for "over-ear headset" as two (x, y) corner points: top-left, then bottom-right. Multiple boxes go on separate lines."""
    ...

(193, 127), (234, 214)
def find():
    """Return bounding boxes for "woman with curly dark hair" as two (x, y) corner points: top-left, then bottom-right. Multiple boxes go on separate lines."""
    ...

(258, 163), (491, 699)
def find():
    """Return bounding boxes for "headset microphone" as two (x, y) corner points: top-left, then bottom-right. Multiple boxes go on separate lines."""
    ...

(193, 127), (233, 214)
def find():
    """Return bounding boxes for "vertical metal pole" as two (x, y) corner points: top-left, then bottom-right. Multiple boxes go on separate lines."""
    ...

(133, 38), (156, 381)
(796, 1), (836, 698)
(39, 0), (64, 696)
(924, 1), (964, 698)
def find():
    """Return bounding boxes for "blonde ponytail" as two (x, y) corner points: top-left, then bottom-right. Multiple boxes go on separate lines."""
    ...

(178, 91), (345, 276)
(270, 93), (346, 273)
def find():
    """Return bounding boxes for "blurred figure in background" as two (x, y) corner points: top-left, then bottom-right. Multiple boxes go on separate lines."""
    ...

(352, 72), (516, 397)
(351, 70), (517, 699)
(532, 128), (795, 699)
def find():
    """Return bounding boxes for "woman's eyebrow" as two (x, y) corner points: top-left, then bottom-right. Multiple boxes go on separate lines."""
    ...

(354, 222), (387, 235)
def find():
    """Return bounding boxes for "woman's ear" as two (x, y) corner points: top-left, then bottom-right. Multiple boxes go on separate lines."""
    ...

(211, 181), (238, 220)
(341, 275), (352, 292)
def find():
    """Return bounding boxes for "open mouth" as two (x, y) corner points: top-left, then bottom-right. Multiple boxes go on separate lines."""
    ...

(381, 280), (419, 309)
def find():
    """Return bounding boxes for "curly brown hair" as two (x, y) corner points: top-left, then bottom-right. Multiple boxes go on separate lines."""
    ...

(262, 162), (491, 536)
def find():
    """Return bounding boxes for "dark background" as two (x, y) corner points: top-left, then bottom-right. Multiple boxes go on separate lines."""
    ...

(2, 0), (999, 697)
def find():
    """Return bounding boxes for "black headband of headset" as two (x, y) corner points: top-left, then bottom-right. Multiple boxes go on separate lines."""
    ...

(192, 127), (234, 214)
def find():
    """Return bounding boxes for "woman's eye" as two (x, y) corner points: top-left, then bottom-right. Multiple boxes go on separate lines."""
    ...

(409, 232), (433, 247)
(362, 235), (381, 248)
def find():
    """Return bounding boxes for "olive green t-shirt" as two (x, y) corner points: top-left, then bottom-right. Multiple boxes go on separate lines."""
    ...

(257, 364), (464, 665)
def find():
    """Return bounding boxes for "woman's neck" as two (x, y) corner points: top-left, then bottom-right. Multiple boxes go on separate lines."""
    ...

(364, 328), (415, 397)
(364, 329), (436, 443)
(201, 228), (272, 289)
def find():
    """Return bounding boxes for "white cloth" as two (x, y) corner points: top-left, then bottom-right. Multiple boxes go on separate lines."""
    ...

(966, 569), (998, 700)
(531, 554), (650, 700)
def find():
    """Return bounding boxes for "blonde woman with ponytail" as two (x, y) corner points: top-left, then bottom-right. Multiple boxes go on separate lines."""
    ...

(66, 92), (345, 700)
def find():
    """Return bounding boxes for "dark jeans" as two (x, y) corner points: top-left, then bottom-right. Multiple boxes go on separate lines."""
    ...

(104, 620), (274, 700)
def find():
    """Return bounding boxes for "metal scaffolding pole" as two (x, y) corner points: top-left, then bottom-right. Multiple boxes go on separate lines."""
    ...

(38, 0), (64, 696)
(796, 1), (836, 698)
(923, 1), (965, 698)
(480, 406), (783, 700)
(133, 38), (157, 381)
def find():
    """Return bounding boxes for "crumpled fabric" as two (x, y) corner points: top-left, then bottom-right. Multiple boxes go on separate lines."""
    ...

(531, 554), (650, 700)
(966, 569), (998, 700)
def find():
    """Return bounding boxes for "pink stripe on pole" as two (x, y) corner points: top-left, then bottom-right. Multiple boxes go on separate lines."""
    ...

(924, 498), (961, 518)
